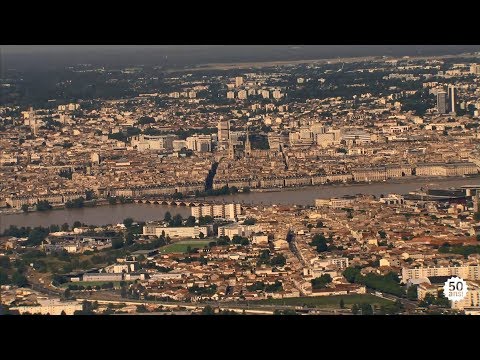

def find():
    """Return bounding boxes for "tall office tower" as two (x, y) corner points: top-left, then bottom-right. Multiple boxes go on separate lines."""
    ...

(218, 119), (231, 142)
(235, 76), (244, 87)
(437, 91), (448, 114)
(448, 85), (457, 114)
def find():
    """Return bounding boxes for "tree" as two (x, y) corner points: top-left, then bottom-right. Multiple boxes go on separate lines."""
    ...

(136, 305), (149, 313)
(309, 234), (328, 253)
(199, 215), (214, 225)
(406, 285), (418, 300)
(242, 187), (251, 193)
(112, 238), (124, 249)
(244, 218), (257, 225)
(21, 204), (29, 213)
(36, 200), (52, 211)
(85, 190), (95, 201)
(12, 272), (28, 287)
(73, 221), (82, 229)
(311, 274), (332, 289)
(123, 217), (134, 229)
(0, 270), (9, 285)
(137, 116), (156, 125)
(170, 214), (183, 227)
(61, 223), (70, 232)
(352, 304), (359, 315)
(172, 192), (184, 199)
(199, 232), (205, 239)
(64, 288), (71, 299)
(26, 227), (50, 246)
(186, 216), (196, 227)
(201, 305), (215, 315)
(121, 286), (127, 298)
(270, 254), (286, 267)
(0, 256), (11, 269)
(124, 231), (135, 246)
(60, 310), (67, 315)
(394, 299), (405, 313)
(339, 299), (345, 309)
(360, 303), (373, 315)
(316, 221), (324, 228)
(343, 267), (362, 283)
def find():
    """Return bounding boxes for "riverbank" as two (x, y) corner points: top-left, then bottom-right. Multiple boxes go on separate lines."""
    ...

(3, 176), (480, 231)
(0, 198), (125, 216)
(2, 174), (480, 216)
(236, 174), (480, 194)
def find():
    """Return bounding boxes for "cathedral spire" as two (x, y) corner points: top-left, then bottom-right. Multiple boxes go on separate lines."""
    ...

(245, 126), (251, 157)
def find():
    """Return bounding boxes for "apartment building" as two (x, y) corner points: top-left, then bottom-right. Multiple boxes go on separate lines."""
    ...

(143, 223), (211, 238)
(10, 299), (83, 315)
(401, 264), (480, 283)
(191, 203), (242, 221)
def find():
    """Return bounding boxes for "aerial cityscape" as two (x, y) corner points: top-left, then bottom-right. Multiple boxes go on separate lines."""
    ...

(2, 45), (480, 315)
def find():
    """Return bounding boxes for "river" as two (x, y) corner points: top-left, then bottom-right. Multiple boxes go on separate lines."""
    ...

(0, 204), (191, 232)
(2, 176), (480, 232)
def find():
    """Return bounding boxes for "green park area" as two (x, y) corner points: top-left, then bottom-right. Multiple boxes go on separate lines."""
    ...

(160, 240), (212, 254)
(255, 294), (393, 308)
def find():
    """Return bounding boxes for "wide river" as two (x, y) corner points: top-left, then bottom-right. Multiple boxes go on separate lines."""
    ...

(2, 176), (480, 232)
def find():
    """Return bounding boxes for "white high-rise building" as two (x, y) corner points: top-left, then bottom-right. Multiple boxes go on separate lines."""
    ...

(235, 76), (244, 87)
(191, 203), (242, 221)
(238, 90), (248, 100)
(448, 85), (457, 114)
(470, 64), (480, 75)
(272, 90), (282, 99)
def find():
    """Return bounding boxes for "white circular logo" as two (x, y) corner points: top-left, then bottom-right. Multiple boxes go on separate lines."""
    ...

(443, 276), (468, 302)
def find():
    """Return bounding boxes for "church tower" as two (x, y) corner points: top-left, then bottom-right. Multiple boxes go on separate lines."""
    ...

(245, 127), (251, 157)
(228, 139), (235, 159)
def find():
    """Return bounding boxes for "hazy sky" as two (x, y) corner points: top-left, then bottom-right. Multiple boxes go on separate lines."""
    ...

(2, 45), (479, 70)
(2, 45), (480, 54)
(0, 45), (216, 54)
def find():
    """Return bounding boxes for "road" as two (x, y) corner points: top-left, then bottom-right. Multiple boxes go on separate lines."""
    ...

(366, 289), (418, 310)
(72, 292), (351, 315)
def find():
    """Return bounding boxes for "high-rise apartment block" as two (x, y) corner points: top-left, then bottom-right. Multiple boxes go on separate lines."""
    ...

(191, 203), (242, 221)
(448, 85), (457, 114)
(217, 119), (231, 142)
(235, 76), (244, 87)
(437, 91), (448, 114)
